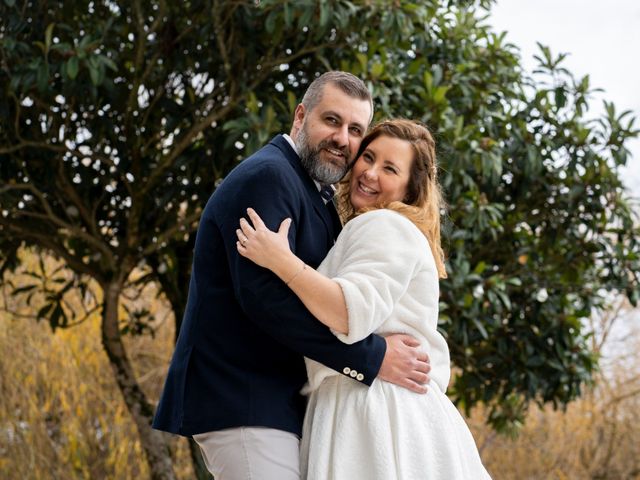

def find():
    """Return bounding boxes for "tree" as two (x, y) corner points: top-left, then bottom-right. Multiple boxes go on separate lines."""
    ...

(1, 0), (639, 476)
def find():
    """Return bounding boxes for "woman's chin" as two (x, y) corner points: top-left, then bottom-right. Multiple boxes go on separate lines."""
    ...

(350, 191), (378, 211)
(352, 199), (372, 210)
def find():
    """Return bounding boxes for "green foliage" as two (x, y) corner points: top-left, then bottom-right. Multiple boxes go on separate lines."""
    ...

(1, 0), (639, 439)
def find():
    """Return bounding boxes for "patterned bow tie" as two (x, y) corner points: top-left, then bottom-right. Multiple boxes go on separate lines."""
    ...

(319, 184), (336, 204)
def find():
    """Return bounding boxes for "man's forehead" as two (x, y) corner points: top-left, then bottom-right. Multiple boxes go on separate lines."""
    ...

(316, 88), (372, 123)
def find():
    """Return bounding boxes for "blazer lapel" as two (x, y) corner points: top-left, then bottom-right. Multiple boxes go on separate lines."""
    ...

(327, 200), (343, 237)
(270, 136), (341, 241)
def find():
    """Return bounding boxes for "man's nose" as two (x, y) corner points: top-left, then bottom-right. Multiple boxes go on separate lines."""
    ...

(331, 124), (350, 147)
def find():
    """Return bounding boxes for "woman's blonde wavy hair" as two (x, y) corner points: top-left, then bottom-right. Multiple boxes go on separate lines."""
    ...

(336, 119), (447, 278)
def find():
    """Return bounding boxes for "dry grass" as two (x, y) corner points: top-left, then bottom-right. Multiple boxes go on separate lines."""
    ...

(0, 257), (194, 479)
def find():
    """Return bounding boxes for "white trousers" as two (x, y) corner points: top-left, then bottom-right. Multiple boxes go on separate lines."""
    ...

(193, 427), (300, 480)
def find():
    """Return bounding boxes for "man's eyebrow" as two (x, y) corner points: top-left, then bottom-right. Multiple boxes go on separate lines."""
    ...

(323, 110), (342, 120)
(350, 121), (366, 132)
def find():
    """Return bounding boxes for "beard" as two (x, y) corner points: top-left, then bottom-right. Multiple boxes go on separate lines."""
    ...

(297, 123), (352, 185)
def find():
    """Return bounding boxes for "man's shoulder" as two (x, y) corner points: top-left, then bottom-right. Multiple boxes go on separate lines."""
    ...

(247, 135), (294, 162)
(209, 136), (304, 209)
(232, 136), (297, 178)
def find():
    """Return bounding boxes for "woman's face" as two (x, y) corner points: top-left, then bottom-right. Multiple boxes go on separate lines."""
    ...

(349, 135), (413, 210)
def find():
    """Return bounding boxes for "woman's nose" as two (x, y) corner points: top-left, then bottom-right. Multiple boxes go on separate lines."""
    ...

(363, 167), (377, 180)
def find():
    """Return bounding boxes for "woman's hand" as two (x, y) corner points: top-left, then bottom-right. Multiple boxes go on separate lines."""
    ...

(238, 209), (348, 333)
(236, 208), (294, 271)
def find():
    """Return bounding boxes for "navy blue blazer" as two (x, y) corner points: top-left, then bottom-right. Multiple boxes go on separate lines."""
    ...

(152, 135), (387, 437)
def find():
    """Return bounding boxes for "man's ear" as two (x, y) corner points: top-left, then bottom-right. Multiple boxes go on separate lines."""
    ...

(292, 103), (306, 132)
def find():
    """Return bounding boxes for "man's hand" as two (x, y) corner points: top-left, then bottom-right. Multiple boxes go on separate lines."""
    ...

(378, 334), (430, 394)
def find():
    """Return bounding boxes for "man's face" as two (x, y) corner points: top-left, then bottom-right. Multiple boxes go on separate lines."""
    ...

(292, 84), (372, 184)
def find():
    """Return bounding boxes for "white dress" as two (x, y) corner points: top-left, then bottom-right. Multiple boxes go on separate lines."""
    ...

(300, 209), (491, 480)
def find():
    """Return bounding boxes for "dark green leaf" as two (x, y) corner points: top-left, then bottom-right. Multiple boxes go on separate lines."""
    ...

(67, 56), (79, 79)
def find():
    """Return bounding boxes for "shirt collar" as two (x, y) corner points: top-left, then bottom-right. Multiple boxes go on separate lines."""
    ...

(282, 133), (298, 155)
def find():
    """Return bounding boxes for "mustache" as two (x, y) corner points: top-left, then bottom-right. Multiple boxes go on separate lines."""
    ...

(317, 139), (351, 162)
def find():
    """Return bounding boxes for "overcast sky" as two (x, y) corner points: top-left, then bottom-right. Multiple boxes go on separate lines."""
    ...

(488, 0), (640, 199)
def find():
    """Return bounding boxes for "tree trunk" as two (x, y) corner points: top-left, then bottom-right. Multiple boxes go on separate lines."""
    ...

(156, 244), (211, 478)
(155, 239), (194, 341)
(189, 437), (213, 480)
(101, 280), (177, 480)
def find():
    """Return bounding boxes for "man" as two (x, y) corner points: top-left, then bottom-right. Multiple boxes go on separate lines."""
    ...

(153, 71), (430, 479)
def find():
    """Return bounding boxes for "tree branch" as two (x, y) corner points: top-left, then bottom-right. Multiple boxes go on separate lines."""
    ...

(54, 159), (100, 238)
(138, 9), (196, 93)
(140, 209), (202, 257)
(212, 0), (234, 84)
(0, 139), (68, 155)
(1, 183), (115, 264)
(124, 0), (150, 130)
(607, 387), (640, 406)
(0, 217), (105, 282)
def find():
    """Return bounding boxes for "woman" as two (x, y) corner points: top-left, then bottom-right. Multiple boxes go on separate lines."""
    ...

(236, 119), (491, 479)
